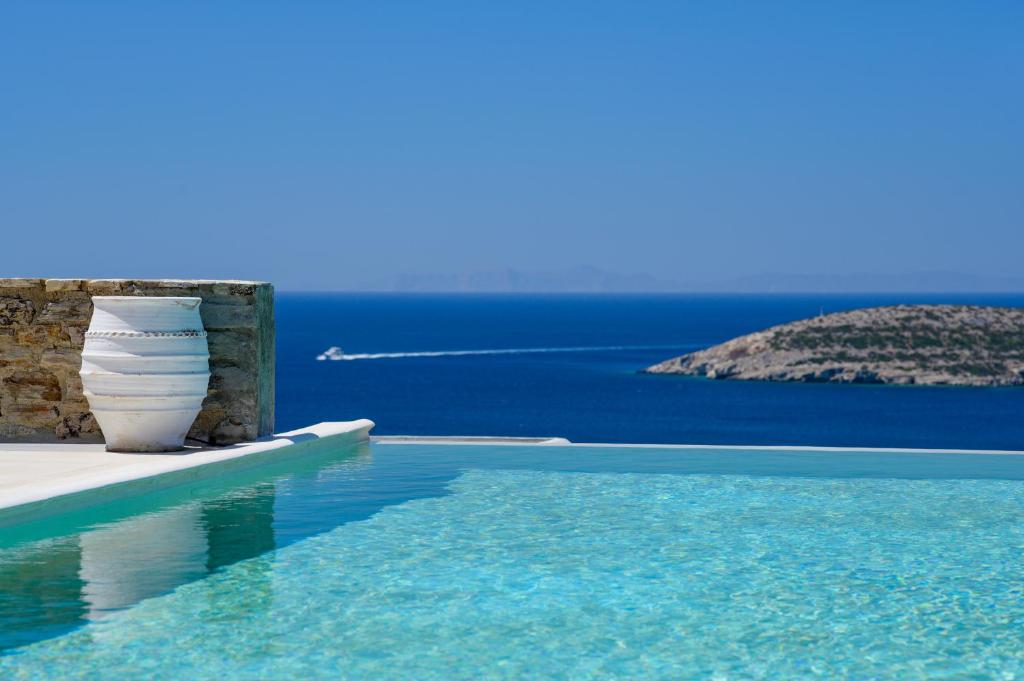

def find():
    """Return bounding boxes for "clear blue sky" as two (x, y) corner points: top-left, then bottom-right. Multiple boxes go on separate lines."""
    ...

(1, 2), (1021, 290)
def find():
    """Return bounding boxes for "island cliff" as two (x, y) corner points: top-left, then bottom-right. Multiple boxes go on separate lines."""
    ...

(644, 305), (1024, 387)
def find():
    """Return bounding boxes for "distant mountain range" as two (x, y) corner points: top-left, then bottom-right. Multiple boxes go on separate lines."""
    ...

(355, 267), (1024, 293)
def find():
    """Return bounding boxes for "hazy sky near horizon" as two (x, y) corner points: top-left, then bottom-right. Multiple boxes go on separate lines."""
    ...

(2, 2), (1021, 290)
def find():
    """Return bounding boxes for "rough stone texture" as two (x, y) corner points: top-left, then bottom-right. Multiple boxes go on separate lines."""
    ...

(644, 305), (1024, 387)
(0, 279), (274, 444)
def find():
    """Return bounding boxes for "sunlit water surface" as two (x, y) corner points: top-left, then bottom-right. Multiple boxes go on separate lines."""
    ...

(4, 442), (1024, 678)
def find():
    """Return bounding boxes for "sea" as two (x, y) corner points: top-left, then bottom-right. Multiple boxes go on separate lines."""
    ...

(276, 293), (1024, 451)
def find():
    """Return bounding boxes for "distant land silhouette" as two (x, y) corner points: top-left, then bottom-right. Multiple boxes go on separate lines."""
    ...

(356, 267), (1024, 294)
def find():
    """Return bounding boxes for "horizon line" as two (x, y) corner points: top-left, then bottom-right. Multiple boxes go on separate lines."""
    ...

(275, 289), (1024, 295)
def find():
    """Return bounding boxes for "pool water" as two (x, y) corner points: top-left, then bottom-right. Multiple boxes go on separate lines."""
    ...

(4, 441), (1024, 678)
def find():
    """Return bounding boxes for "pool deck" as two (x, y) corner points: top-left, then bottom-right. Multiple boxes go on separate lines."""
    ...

(0, 420), (374, 527)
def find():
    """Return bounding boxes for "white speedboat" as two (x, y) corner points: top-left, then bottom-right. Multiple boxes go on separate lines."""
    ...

(316, 346), (345, 361)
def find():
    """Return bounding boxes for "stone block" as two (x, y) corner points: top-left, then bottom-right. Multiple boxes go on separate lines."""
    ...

(4, 370), (61, 402)
(0, 423), (38, 439)
(83, 280), (128, 295)
(0, 345), (35, 369)
(45, 279), (85, 292)
(55, 411), (99, 440)
(65, 374), (85, 400)
(66, 325), (86, 347)
(207, 330), (257, 369)
(210, 417), (255, 444)
(188, 402), (227, 444)
(16, 325), (58, 347)
(200, 303), (257, 330)
(207, 390), (258, 413)
(5, 403), (60, 428)
(142, 280), (197, 290)
(41, 348), (82, 373)
(36, 299), (92, 325)
(208, 366), (255, 394)
(0, 279), (44, 289)
(0, 297), (35, 326)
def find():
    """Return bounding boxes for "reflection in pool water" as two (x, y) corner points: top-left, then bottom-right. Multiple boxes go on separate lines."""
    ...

(0, 442), (375, 652)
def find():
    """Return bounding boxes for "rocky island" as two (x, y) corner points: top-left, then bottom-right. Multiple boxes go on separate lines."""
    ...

(644, 305), (1024, 387)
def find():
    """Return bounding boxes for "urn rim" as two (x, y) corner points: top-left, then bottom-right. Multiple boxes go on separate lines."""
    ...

(92, 296), (202, 304)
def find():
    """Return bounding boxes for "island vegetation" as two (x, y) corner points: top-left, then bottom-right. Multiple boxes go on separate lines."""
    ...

(644, 305), (1024, 387)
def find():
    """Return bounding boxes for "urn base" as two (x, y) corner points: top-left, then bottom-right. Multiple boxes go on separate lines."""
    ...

(87, 395), (207, 453)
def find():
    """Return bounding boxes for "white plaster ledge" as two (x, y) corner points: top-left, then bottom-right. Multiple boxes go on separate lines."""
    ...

(373, 435), (570, 445)
(0, 420), (374, 527)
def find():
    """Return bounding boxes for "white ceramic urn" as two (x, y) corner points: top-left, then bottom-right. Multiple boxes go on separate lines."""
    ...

(80, 297), (211, 452)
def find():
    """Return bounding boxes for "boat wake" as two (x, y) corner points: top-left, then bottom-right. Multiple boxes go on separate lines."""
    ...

(316, 344), (694, 361)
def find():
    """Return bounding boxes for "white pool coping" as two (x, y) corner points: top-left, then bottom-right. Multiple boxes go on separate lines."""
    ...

(0, 420), (374, 527)
(373, 435), (571, 445)
(374, 436), (1024, 456)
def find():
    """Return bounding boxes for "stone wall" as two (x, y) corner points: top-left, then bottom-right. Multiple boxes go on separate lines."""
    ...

(0, 279), (274, 445)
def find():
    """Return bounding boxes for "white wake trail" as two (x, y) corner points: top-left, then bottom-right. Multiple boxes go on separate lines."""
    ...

(316, 344), (693, 361)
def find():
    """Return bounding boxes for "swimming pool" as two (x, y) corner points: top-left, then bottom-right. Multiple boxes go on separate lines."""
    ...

(3, 440), (1024, 678)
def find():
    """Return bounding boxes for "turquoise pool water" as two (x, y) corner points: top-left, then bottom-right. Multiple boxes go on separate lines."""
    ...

(4, 442), (1024, 678)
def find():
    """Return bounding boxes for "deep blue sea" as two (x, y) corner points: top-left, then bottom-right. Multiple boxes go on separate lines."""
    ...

(276, 294), (1024, 450)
